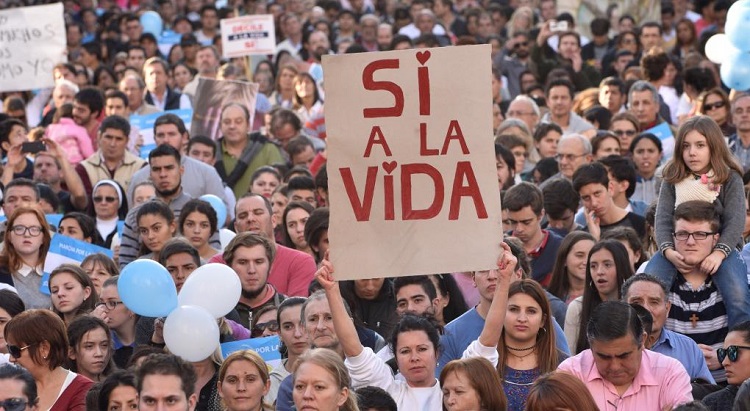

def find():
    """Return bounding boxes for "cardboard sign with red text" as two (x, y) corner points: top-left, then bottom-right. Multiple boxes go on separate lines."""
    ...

(323, 45), (502, 280)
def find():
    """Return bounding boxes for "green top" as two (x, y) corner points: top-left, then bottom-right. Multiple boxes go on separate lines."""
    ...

(221, 139), (285, 199)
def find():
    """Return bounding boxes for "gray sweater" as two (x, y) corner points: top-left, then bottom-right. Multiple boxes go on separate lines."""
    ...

(655, 171), (745, 252)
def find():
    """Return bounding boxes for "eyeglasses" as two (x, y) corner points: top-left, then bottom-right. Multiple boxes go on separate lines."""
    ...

(673, 231), (715, 241)
(507, 110), (535, 117)
(252, 320), (279, 337)
(6, 343), (33, 359)
(703, 101), (726, 111)
(93, 196), (117, 203)
(612, 129), (637, 137)
(0, 398), (28, 411)
(717, 345), (750, 363)
(554, 153), (587, 162)
(96, 301), (124, 310)
(10, 226), (42, 237)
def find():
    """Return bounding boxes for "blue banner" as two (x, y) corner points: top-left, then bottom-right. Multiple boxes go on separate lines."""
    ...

(40, 235), (113, 295)
(220, 335), (281, 364)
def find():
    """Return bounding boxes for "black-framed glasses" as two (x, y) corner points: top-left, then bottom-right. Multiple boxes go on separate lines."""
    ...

(703, 101), (726, 111)
(93, 196), (117, 203)
(673, 231), (715, 241)
(612, 129), (637, 137)
(10, 226), (42, 237)
(96, 301), (124, 310)
(252, 320), (279, 337)
(717, 345), (750, 363)
(0, 398), (28, 411)
(6, 343), (33, 359)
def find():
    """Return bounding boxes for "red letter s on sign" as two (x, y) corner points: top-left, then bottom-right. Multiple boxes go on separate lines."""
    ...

(362, 59), (404, 118)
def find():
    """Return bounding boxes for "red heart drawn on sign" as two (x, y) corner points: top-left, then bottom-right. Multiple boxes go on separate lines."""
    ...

(382, 161), (397, 174)
(416, 50), (431, 65)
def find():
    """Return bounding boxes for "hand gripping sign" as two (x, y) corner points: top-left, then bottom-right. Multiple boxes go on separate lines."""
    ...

(323, 45), (503, 280)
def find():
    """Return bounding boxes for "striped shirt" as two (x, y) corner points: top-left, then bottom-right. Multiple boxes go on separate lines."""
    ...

(666, 274), (728, 383)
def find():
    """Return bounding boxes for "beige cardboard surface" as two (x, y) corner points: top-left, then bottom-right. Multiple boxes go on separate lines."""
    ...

(323, 44), (503, 280)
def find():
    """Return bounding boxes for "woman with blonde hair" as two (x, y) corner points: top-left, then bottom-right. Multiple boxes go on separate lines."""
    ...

(524, 372), (598, 411)
(292, 348), (359, 411)
(218, 350), (273, 411)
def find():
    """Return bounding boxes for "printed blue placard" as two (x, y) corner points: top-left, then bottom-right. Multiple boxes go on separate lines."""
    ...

(220, 335), (281, 363)
(40, 235), (114, 295)
(644, 121), (674, 141)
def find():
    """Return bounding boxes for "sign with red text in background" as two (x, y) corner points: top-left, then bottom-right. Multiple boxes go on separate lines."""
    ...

(220, 14), (276, 58)
(323, 45), (503, 280)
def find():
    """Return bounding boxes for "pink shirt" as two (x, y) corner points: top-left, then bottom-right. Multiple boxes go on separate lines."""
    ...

(209, 243), (315, 297)
(558, 348), (692, 411)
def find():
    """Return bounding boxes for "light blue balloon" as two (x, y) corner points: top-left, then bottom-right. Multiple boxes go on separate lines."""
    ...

(200, 194), (228, 227)
(118, 259), (177, 317)
(140, 11), (163, 37)
(726, 0), (750, 51)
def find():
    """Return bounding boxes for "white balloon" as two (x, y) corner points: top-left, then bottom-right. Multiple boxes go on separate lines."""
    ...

(219, 228), (236, 252)
(164, 305), (220, 362)
(177, 263), (242, 318)
(705, 34), (732, 64)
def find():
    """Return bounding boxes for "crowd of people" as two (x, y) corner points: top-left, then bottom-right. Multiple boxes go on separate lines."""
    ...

(3, 0), (750, 410)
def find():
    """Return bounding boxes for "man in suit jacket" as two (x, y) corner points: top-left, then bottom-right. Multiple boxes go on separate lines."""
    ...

(143, 57), (192, 111)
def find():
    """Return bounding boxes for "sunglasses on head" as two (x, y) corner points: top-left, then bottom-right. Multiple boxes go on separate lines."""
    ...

(0, 398), (28, 411)
(703, 101), (726, 111)
(6, 343), (33, 359)
(717, 345), (750, 363)
(93, 196), (117, 203)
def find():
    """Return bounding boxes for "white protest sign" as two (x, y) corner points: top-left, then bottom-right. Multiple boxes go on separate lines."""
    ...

(220, 15), (276, 58)
(323, 45), (502, 280)
(0, 3), (67, 92)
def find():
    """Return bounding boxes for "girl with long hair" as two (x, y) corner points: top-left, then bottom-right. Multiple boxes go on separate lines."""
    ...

(49, 264), (97, 325)
(178, 199), (220, 260)
(282, 201), (315, 257)
(0, 206), (52, 309)
(136, 200), (177, 262)
(66, 315), (116, 382)
(547, 232), (596, 304)
(564, 240), (634, 353)
(649, 115), (750, 328)
(268, 297), (308, 405)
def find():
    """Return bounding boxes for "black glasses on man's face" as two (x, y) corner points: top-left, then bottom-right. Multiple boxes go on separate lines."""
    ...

(0, 398), (28, 411)
(672, 231), (715, 241)
(717, 345), (750, 363)
(6, 343), (33, 359)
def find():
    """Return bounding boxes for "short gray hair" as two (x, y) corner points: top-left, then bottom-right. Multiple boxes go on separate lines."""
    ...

(628, 80), (659, 104)
(511, 95), (540, 117)
(55, 79), (79, 94)
(559, 133), (592, 155)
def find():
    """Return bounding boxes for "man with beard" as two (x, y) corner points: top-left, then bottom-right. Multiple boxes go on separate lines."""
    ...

(303, 30), (330, 83)
(181, 46), (220, 101)
(208, 193), (316, 297)
(224, 232), (286, 328)
(495, 31), (532, 99)
(728, 94), (750, 172)
(119, 145), (199, 267)
(126, 114), (229, 210)
(73, 87), (105, 150)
